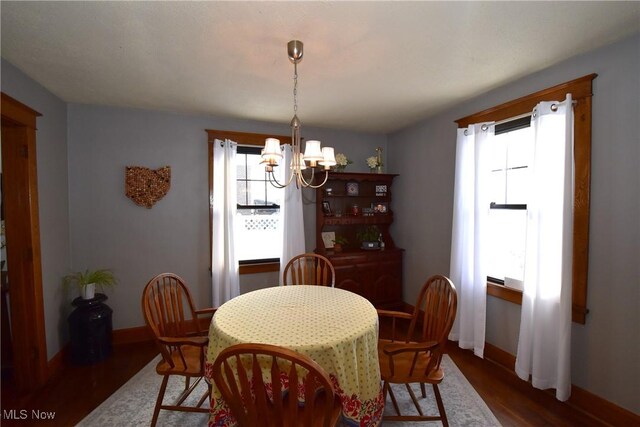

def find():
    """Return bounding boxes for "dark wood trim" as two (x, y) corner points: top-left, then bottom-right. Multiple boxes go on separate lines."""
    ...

(487, 282), (523, 305)
(483, 341), (517, 371)
(455, 74), (597, 127)
(47, 343), (69, 377)
(110, 319), (218, 346)
(487, 281), (589, 324)
(484, 341), (640, 426)
(1, 93), (48, 392)
(206, 129), (292, 276)
(111, 325), (154, 345)
(239, 262), (280, 275)
(571, 95), (592, 324)
(206, 129), (292, 146)
(455, 74), (597, 324)
(1, 93), (42, 129)
(570, 383), (640, 427)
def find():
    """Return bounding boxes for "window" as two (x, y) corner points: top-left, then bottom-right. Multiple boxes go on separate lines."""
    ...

(486, 123), (532, 289)
(207, 129), (292, 275)
(235, 146), (283, 264)
(455, 73), (596, 324)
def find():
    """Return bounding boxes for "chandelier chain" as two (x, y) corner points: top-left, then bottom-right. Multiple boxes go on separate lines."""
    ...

(293, 62), (298, 115)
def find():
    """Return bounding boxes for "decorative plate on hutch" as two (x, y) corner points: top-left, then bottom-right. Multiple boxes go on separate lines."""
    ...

(346, 181), (359, 196)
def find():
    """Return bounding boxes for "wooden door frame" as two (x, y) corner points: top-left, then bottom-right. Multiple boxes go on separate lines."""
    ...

(1, 92), (48, 392)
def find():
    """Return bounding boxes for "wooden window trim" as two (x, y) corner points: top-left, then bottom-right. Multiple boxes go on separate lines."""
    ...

(206, 130), (292, 275)
(487, 281), (523, 305)
(455, 73), (597, 324)
(239, 262), (281, 275)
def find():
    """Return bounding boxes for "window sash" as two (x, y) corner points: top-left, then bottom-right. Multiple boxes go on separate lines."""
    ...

(235, 155), (282, 263)
(487, 209), (527, 282)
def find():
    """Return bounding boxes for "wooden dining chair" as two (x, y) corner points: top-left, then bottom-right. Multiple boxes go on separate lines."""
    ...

(141, 272), (217, 426)
(377, 274), (457, 425)
(211, 343), (342, 427)
(282, 253), (335, 287)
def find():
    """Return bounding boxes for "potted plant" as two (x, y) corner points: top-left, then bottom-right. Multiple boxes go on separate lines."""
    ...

(62, 269), (118, 300)
(332, 235), (348, 252)
(357, 226), (381, 250)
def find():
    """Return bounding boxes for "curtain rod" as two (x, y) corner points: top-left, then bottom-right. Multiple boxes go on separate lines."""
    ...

(494, 100), (577, 126)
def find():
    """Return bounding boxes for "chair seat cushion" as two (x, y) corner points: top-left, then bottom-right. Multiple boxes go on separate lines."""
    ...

(156, 345), (204, 376)
(378, 339), (444, 385)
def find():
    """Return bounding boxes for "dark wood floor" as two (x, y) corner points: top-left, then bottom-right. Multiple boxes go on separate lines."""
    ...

(1, 340), (606, 426)
(445, 345), (604, 427)
(1, 341), (159, 427)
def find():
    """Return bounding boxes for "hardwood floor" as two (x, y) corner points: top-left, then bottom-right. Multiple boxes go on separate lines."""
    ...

(446, 345), (604, 427)
(0, 341), (158, 427)
(0, 339), (607, 426)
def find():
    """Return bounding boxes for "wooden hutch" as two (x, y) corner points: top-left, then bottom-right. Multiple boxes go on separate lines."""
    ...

(315, 172), (403, 308)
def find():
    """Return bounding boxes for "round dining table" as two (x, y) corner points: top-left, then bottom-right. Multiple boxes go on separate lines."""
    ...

(205, 285), (384, 426)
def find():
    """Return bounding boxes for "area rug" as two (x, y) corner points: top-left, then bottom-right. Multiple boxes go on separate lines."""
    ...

(78, 355), (500, 426)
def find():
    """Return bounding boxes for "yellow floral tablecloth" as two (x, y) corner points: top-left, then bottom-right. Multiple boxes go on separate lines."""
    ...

(205, 285), (383, 426)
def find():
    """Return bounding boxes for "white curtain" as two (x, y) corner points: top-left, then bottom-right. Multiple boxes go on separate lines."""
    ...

(449, 123), (494, 358)
(516, 94), (574, 401)
(211, 139), (240, 307)
(279, 144), (306, 283)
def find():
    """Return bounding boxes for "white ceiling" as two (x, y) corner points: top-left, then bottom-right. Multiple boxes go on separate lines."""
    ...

(1, 1), (639, 134)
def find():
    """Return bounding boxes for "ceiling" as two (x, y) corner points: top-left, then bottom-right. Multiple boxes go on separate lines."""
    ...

(1, 2), (639, 134)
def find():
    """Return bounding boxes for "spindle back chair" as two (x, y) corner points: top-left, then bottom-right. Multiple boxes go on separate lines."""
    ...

(283, 253), (335, 287)
(141, 273), (216, 426)
(377, 274), (457, 425)
(211, 343), (342, 427)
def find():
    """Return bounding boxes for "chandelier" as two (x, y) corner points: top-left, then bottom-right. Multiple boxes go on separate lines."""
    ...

(261, 40), (336, 188)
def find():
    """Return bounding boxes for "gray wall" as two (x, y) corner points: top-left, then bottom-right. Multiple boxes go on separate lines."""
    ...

(0, 53), (385, 357)
(4, 30), (636, 414)
(387, 33), (640, 412)
(67, 104), (385, 330)
(1, 58), (71, 359)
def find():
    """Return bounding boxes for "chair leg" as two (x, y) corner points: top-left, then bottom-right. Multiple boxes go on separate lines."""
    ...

(406, 383), (424, 416)
(196, 385), (210, 408)
(151, 375), (170, 427)
(386, 382), (401, 416)
(420, 382), (426, 398)
(175, 376), (203, 406)
(433, 384), (448, 427)
(184, 376), (190, 391)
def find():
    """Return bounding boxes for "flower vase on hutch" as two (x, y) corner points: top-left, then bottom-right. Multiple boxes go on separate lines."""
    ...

(366, 147), (383, 173)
